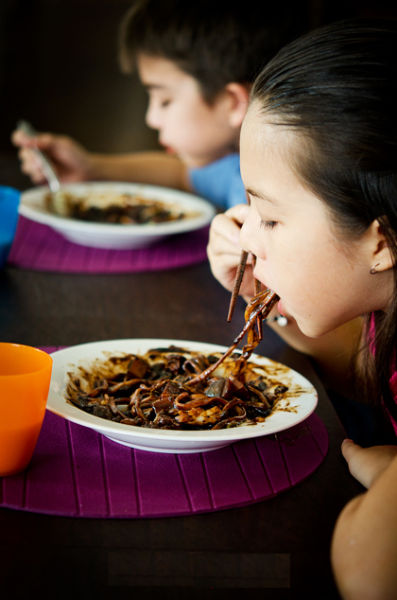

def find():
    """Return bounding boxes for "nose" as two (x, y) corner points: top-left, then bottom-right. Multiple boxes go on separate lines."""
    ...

(145, 100), (161, 130)
(240, 208), (263, 258)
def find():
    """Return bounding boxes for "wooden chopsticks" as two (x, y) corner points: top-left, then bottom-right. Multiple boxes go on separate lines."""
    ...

(226, 250), (263, 322)
(226, 192), (262, 322)
(226, 250), (248, 322)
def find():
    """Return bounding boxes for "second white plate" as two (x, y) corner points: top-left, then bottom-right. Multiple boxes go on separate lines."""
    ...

(19, 182), (216, 249)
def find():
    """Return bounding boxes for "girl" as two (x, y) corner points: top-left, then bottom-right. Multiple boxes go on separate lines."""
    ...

(207, 19), (397, 599)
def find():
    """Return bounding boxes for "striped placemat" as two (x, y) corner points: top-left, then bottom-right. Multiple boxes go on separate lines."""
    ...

(0, 346), (328, 518)
(0, 410), (328, 518)
(7, 217), (209, 273)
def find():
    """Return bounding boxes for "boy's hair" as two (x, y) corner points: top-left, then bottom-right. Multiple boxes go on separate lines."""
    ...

(251, 18), (397, 421)
(119, 0), (308, 102)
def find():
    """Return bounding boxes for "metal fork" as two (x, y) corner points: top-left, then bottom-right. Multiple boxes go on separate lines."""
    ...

(17, 120), (61, 193)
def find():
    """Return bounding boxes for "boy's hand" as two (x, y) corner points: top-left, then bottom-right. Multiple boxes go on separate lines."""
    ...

(11, 129), (94, 184)
(342, 439), (397, 489)
(207, 203), (256, 298)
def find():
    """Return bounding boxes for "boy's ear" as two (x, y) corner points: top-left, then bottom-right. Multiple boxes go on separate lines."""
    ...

(224, 83), (250, 128)
(368, 218), (394, 273)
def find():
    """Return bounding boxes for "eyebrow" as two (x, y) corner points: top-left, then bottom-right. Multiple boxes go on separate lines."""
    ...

(142, 83), (164, 91)
(245, 187), (277, 204)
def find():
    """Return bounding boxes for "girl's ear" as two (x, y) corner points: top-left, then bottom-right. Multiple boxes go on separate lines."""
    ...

(368, 218), (394, 273)
(224, 83), (250, 128)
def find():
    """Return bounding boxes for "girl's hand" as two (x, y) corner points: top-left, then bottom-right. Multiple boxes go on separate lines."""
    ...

(342, 439), (397, 489)
(207, 203), (256, 298)
(11, 129), (94, 184)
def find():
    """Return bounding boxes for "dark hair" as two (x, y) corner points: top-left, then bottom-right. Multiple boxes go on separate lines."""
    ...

(252, 18), (397, 420)
(118, 0), (308, 102)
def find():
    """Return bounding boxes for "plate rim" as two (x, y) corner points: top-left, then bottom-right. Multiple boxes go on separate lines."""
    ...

(19, 181), (216, 239)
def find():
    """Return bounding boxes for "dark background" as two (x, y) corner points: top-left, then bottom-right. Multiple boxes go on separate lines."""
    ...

(1, 0), (397, 188)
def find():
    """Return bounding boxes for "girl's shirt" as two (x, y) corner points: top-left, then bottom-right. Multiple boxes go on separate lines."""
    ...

(387, 371), (397, 434)
(189, 153), (246, 209)
(369, 313), (397, 435)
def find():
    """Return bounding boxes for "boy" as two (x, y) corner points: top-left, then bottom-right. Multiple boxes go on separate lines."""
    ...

(12, 0), (307, 209)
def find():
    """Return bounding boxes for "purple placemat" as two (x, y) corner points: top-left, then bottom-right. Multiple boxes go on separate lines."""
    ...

(0, 411), (328, 518)
(0, 346), (328, 518)
(7, 216), (209, 273)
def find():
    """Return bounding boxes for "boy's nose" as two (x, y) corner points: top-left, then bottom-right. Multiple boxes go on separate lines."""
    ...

(145, 103), (161, 130)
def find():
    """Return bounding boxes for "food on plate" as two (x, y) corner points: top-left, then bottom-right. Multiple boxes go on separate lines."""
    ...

(45, 190), (196, 224)
(188, 288), (279, 385)
(66, 289), (286, 431)
(66, 345), (289, 430)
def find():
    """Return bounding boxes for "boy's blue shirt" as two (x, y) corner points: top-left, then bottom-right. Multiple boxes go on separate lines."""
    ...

(188, 153), (246, 209)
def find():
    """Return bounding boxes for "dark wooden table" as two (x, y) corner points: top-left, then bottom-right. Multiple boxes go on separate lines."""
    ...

(0, 160), (362, 599)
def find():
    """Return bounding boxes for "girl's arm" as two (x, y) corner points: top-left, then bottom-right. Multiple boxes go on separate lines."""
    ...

(264, 315), (363, 396)
(331, 441), (397, 599)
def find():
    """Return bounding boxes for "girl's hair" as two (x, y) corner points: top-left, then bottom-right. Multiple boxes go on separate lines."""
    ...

(252, 18), (397, 420)
(118, 0), (308, 103)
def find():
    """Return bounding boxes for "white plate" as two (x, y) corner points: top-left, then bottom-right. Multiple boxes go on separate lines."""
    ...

(47, 338), (318, 454)
(19, 182), (216, 249)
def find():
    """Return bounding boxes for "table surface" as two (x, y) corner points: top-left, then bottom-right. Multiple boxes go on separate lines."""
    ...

(0, 161), (361, 599)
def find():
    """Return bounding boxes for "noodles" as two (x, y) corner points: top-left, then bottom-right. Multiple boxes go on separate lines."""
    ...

(65, 289), (285, 431)
(45, 191), (194, 224)
(66, 345), (288, 430)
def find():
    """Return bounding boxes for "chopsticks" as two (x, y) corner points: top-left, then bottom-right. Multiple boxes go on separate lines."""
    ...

(226, 250), (248, 322)
(226, 192), (262, 322)
(226, 251), (263, 321)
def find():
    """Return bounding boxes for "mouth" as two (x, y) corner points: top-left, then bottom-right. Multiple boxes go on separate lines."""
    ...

(277, 298), (288, 317)
(160, 141), (176, 155)
(251, 269), (284, 314)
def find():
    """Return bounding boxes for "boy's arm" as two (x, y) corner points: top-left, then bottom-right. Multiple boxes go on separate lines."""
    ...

(12, 129), (191, 191)
(88, 151), (191, 190)
(331, 443), (397, 599)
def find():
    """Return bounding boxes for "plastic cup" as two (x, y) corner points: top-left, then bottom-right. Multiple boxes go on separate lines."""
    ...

(0, 186), (20, 268)
(0, 343), (53, 476)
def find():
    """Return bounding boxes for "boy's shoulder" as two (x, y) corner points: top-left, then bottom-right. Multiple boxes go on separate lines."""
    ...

(189, 153), (245, 209)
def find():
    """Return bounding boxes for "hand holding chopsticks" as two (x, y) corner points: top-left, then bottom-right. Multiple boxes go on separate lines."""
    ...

(227, 191), (263, 322)
(226, 249), (263, 321)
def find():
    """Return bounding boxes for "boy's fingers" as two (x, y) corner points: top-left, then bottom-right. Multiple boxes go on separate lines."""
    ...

(33, 133), (58, 152)
(20, 147), (43, 168)
(12, 129), (35, 146)
(13, 129), (56, 150)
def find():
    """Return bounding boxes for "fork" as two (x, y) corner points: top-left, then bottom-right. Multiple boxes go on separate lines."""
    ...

(17, 120), (61, 194)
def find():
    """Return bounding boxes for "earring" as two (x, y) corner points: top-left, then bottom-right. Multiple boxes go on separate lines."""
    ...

(370, 263), (380, 274)
(267, 315), (289, 327)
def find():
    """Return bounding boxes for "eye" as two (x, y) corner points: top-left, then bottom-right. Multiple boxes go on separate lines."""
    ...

(260, 220), (278, 229)
(160, 99), (171, 108)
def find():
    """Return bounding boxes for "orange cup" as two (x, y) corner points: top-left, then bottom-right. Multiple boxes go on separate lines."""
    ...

(0, 343), (52, 476)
